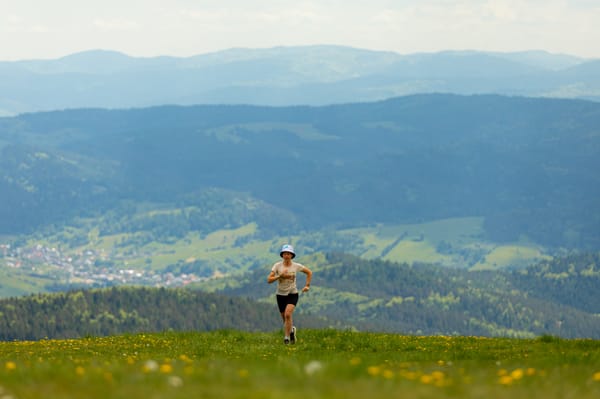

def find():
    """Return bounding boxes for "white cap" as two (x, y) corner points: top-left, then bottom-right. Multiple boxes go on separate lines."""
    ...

(279, 244), (296, 258)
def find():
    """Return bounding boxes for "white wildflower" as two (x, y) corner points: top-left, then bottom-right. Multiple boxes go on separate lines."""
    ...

(304, 360), (324, 375)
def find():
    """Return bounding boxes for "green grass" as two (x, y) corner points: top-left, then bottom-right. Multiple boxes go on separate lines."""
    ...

(0, 266), (53, 297)
(1, 330), (599, 398)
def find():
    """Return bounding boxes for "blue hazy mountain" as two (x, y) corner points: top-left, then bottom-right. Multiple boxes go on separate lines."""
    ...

(0, 46), (597, 116)
(1, 94), (599, 250)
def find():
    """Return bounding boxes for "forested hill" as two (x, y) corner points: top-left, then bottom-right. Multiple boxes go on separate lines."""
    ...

(0, 287), (332, 341)
(1, 94), (599, 250)
(509, 252), (600, 314)
(216, 252), (600, 339)
(2, 252), (598, 340)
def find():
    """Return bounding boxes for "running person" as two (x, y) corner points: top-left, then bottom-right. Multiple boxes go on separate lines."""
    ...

(267, 244), (312, 344)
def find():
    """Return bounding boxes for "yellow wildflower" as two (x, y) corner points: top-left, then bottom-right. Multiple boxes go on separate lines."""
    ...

(403, 371), (419, 380)
(499, 375), (513, 385)
(511, 368), (524, 380)
(420, 374), (434, 384)
(160, 364), (173, 374)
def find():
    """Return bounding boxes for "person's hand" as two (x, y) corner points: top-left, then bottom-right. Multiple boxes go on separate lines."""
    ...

(302, 285), (310, 293)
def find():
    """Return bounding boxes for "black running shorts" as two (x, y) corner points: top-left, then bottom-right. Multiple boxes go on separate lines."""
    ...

(276, 293), (299, 313)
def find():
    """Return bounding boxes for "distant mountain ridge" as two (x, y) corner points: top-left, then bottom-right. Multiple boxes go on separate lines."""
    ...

(1, 46), (598, 116)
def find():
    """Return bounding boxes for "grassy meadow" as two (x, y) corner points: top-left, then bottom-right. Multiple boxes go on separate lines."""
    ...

(1, 329), (599, 399)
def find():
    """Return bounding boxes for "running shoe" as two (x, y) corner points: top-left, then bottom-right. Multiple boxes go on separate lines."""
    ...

(290, 326), (296, 344)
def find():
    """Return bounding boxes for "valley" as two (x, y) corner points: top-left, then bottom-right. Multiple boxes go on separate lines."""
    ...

(1, 216), (552, 297)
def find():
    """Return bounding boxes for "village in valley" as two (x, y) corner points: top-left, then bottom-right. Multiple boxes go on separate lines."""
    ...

(0, 242), (202, 290)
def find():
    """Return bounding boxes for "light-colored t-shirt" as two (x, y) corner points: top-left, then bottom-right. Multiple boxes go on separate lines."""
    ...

(271, 261), (306, 295)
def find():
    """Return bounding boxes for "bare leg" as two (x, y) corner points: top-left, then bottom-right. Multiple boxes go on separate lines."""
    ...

(283, 304), (295, 337)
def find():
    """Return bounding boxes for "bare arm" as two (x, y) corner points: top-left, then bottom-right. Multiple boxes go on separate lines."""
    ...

(301, 267), (312, 292)
(267, 270), (280, 284)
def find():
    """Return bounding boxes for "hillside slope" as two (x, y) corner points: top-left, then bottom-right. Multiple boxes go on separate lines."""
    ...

(215, 252), (600, 339)
(1, 94), (599, 250)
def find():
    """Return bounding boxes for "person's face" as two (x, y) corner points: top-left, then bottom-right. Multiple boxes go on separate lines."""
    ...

(282, 252), (293, 260)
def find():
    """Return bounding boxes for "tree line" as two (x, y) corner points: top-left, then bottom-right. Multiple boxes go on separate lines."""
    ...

(0, 286), (330, 341)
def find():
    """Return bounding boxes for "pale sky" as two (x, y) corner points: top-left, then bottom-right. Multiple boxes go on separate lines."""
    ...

(1, 0), (599, 61)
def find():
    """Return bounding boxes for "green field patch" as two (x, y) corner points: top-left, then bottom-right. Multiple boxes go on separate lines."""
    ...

(81, 223), (270, 273)
(359, 217), (484, 243)
(342, 217), (487, 266)
(472, 245), (551, 270)
(0, 266), (55, 297)
(144, 207), (193, 217)
(0, 331), (598, 399)
(202, 223), (258, 249)
(205, 122), (339, 143)
(337, 218), (550, 270)
(384, 240), (450, 264)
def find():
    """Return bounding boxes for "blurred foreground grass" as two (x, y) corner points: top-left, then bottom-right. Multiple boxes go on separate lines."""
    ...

(1, 329), (599, 398)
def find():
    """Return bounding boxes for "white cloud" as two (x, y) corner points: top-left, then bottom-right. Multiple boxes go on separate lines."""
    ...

(93, 18), (141, 31)
(1, 0), (599, 60)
